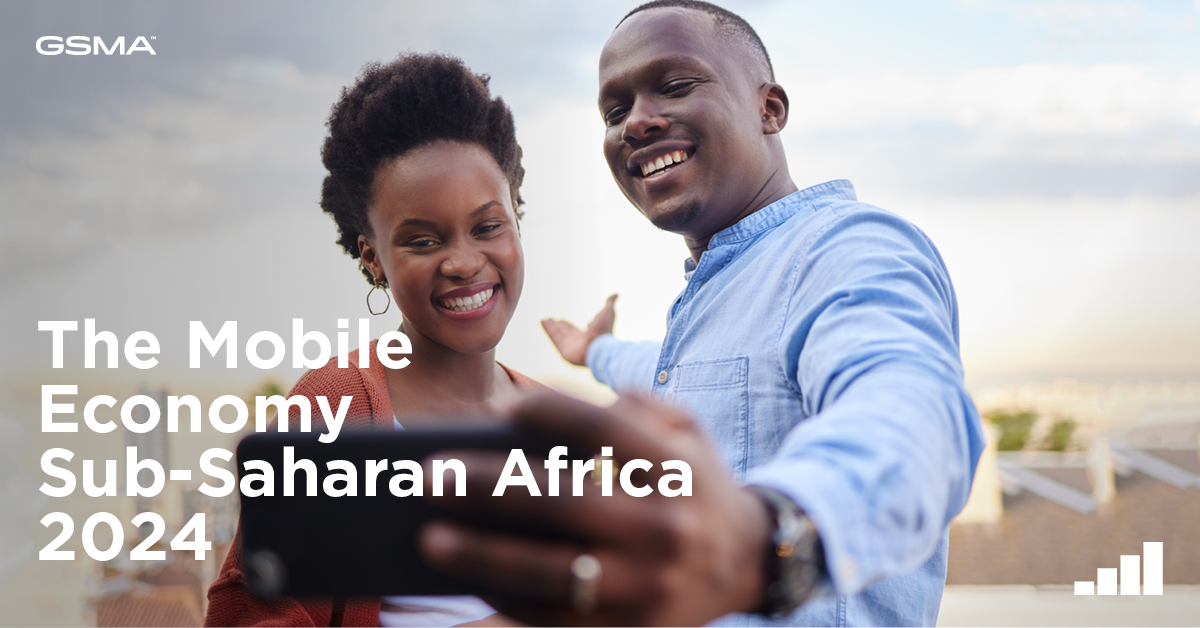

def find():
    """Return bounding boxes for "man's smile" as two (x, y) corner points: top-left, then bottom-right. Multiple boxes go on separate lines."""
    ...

(639, 149), (690, 177)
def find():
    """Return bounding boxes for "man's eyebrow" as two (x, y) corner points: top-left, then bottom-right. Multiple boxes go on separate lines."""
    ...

(599, 55), (712, 101)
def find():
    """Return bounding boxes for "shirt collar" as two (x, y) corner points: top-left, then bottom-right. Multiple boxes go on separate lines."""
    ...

(683, 180), (856, 281)
(708, 179), (857, 250)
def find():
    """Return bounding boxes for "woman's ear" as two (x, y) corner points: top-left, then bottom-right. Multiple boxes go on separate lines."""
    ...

(759, 82), (789, 135)
(358, 234), (383, 284)
(511, 188), (523, 236)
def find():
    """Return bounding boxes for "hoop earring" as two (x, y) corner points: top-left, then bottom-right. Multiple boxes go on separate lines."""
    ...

(366, 281), (390, 316)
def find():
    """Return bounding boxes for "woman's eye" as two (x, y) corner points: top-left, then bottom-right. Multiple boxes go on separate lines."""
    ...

(475, 222), (502, 236)
(405, 238), (438, 248)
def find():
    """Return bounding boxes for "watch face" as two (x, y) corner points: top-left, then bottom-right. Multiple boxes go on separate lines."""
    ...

(775, 522), (821, 612)
(750, 485), (826, 615)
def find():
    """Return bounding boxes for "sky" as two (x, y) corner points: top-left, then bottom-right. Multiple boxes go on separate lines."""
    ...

(1, 0), (1198, 622)
(2, 0), (1198, 399)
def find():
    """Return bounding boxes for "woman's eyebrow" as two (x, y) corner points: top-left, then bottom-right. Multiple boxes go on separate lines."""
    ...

(395, 201), (502, 230)
(470, 200), (501, 216)
(397, 218), (438, 229)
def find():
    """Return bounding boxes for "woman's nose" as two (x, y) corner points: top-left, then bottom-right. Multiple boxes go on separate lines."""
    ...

(439, 244), (487, 279)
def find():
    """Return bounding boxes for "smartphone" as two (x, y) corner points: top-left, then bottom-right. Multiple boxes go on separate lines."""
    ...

(236, 426), (575, 598)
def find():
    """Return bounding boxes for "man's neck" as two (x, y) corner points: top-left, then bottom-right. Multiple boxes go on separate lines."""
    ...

(684, 167), (798, 263)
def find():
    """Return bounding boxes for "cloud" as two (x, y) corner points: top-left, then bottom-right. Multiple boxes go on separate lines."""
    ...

(0, 1), (627, 283)
(780, 63), (1200, 199)
(955, 0), (1196, 53)
(789, 64), (1200, 136)
(0, 59), (339, 282)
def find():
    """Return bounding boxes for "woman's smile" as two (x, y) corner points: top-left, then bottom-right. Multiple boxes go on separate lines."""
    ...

(434, 282), (501, 320)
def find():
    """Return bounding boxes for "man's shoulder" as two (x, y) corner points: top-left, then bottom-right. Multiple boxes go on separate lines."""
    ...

(777, 195), (936, 261)
(782, 192), (909, 230)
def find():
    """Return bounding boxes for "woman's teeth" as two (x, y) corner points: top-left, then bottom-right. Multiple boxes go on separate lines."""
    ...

(438, 287), (494, 312)
(641, 150), (688, 177)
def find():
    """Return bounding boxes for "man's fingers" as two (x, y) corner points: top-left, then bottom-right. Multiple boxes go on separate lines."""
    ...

(541, 318), (579, 341)
(420, 521), (576, 600)
(586, 294), (618, 333)
(422, 450), (680, 546)
(540, 318), (588, 364)
(419, 521), (661, 625)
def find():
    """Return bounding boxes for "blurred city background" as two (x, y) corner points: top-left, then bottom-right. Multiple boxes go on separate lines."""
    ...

(1, 0), (1198, 625)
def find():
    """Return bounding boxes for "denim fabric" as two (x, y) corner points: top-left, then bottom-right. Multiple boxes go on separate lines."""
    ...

(586, 180), (985, 626)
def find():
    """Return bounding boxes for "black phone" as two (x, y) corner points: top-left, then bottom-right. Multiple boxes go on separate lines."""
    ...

(236, 426), (576, 599)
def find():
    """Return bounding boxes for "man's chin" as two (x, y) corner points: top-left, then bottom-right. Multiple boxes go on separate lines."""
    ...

(641, 199), (706, 235)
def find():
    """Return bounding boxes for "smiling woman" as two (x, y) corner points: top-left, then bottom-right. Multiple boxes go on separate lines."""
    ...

(361, 141), (524, 363)
(203, 53), (540, 628)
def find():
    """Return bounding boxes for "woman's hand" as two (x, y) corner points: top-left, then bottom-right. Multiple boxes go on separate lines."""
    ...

(540, 294), (618, 366)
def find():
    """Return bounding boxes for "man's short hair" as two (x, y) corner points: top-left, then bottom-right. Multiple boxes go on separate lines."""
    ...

(618, 0), (774, 82)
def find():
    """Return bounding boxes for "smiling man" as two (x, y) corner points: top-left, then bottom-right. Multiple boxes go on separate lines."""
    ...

(596, 2), (795, 258)
(419, 2), (985, 625)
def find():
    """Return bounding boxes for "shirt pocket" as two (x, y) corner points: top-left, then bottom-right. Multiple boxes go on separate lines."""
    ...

(671, 356), (750, 476)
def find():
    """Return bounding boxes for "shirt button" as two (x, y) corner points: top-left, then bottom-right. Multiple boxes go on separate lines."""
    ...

(657, 370), (669, 385)
(840, 558), (857, 582)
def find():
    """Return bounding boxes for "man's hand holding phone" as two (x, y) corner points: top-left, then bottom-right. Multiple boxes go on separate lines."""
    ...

(417, 391), (774, 626)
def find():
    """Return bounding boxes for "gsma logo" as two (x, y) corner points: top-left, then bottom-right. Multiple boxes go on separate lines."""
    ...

(36, 36), (157, 56)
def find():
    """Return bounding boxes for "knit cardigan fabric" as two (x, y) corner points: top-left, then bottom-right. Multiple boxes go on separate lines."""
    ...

(204, 340), (542, 627)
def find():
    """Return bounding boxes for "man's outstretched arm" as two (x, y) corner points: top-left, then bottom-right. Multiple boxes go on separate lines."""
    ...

(542, 294), (661, 395)
(750, 205), (985, 592)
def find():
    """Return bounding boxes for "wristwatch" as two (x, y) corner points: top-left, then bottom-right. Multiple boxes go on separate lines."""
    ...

(747, 485), (827, 617)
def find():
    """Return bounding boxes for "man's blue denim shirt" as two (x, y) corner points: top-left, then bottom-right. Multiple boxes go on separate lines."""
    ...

(586, 180), (985, 627)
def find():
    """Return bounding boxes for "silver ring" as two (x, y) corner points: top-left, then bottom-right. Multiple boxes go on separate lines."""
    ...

(570, 553), (602, 614)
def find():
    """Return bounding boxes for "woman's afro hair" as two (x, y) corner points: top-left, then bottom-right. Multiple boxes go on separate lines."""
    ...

(320, 53), (525, 285)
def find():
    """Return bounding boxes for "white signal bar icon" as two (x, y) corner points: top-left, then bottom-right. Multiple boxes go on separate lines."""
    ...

(1075, 542), (1163, 596)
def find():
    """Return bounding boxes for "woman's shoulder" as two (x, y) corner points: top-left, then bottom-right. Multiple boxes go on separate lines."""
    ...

(498, 364), (548, 391)
(283, 341), (391, 429)
(291, 340), (391, 393)
(290, 355), (370, 397)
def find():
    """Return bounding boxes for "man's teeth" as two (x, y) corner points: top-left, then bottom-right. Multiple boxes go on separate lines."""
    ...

(439, 287), (494, 312)
(641, 150), (689, 176)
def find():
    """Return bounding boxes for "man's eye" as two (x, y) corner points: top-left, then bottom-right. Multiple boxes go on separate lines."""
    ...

(604, 108), (629, 126)
(662, 81), (694, 95)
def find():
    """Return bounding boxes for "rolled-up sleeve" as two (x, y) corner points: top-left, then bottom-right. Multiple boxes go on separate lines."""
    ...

(747, 206), (985, 594)
(585, 334), (661, 395)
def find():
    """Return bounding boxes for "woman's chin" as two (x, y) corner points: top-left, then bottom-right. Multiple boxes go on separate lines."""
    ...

(443, 337), (504, 357)
(428, 321), (510, 357)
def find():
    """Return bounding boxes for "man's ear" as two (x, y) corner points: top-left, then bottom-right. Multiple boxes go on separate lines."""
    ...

(759, 82), (789, 135)
(358, 234), (383, 284)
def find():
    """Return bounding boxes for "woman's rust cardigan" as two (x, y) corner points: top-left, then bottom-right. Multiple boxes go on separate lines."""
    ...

(204, 340), (542, 627)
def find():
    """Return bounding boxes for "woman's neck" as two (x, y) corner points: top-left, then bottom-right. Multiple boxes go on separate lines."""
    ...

(383, 320), (513, 421)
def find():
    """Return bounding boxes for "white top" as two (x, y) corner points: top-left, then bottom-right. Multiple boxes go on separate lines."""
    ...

(379, 417), (497, 627)
(379, 595), (496, 627)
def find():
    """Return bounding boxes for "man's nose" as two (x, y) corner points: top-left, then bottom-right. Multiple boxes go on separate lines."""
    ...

(439, 242), (487, 279)
(622, 97), (669, 144)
